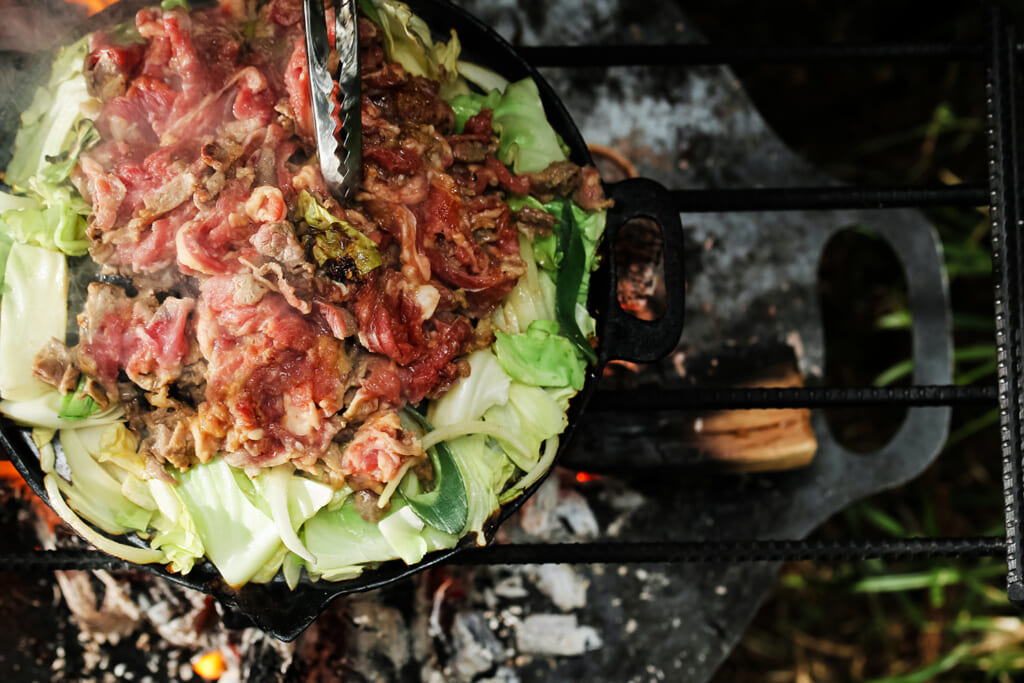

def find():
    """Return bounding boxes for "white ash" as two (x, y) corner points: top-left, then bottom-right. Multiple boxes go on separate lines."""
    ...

(347, 599), (411, 672)
(524, 564), (589, 611)
(514, 614), (603, 656)
(55, 570), (141, 642)
(450, 612), (505, 682)
(478, 666), (522, 683)
(492, 573), (529, 600)
(516, 476), (600, 541)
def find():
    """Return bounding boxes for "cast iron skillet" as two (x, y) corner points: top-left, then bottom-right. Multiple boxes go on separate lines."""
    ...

(0, 0), (685, 640)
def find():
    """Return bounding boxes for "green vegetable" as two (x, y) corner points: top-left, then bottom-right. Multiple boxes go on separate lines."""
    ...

(254, 465), (334, 564)
(58, 376), (99, 421)
(0, 391), (124, 430)
(491, 79), (567, 174)
(507, 195), (562, 270)
(400, 409), (469, 535)
(0, 243), (67, 401)
(428, 349), (511, 427)
(5, 35), (94, 191)
(160, 0), (191, 11)
(0, 189), (90, 257)
(301, 499), (456, 581)
(454, 61), (509, 97)
(0, 36), (95, 266)
(358, 0), (383, 25)
(494, 320), (586, 390)
(296, 190), (381, 280)
(377, 505), (429, 564)
(169, 458), (333, 585)
(450, 90), (500, 134)
(172, 457), (286, 587)
(363, 0), (462, 98)
(39, 119), (99, 187)
(449, 79), (567, 174)
(554, 204), (597, 364)
(482, 382), (567, 470)
(58, 428), (154, 534)
(56, 424), (204, 574)
(444, 433), (515, 537)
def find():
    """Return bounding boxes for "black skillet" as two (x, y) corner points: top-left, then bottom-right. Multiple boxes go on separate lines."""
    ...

(0, 0), (684, 640)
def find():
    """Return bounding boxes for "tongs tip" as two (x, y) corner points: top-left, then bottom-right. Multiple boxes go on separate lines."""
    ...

(303, 0), (362, 203)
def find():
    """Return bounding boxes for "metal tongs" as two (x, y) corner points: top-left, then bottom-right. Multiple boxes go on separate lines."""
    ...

(303, 0), (362, 203)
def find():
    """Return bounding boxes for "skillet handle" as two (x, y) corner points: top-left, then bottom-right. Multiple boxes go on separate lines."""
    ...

(597, 178), (685, 363)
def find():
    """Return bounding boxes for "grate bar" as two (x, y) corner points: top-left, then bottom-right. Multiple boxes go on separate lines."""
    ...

(0, 549), (135, 573)
(672, 184), (987, 213)
(986, 1), (1024, 605)
(0, 537), (1006, 572)
(518, 42), (984, 67)
(589, 385), (997, 412)
(451, 538), (1008, 565)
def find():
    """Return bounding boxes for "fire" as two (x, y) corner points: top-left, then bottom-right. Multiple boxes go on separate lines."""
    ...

(0, 460), (64, 533)
(63, 0), (119, 16)
(0, 461), (28, 493)
(193, 650), (228, 681)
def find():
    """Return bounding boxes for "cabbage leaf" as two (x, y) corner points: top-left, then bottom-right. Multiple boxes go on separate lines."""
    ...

(491, 236), (556, 336)
(428, 349), (512, 427)
(493, 320), (586, 391)
(482, 382), (567, 471)
(449, 79), (567, 174)
(5, 35), (95, 190)
(445, 433), (516, 538)
(0, 243), (67, 401)
(0, 392), (124, 431)
(61, 424), (204, 574)
(301, 499), (457, 580)
(363, 0), (462, 97)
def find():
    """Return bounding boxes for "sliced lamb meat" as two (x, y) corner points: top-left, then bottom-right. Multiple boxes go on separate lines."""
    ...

(32, 338), (81, 395)
(76, 283), (195, 393)
(340, 409), (426, 485)
(139, 388), (199, 471)
(513, 204), (558, 240)
(574, 164), (614, 211)
(85, 29), (146, 101)
(194, 275), (352, 472)
(241, 221), (319, 313)
(526, 160), (581, 202)
(66, 0), (609, 482)
(81, 377), (111, 411)
(449, 136), (496, 164)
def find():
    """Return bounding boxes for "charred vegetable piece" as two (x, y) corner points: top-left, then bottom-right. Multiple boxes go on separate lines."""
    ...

(296, 190), (381, 281)
(399, 409), (469, 535)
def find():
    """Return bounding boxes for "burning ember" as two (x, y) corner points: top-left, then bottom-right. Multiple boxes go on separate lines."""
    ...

(0, 460), (62, 533)
(193, 648), (234, 681)
(62, 0), (117, 15)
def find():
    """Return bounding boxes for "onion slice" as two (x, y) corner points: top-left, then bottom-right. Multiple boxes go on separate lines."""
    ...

(43, 473), (164, 566)
(420, 420), (533, 468)
(266, 466), (317, 564)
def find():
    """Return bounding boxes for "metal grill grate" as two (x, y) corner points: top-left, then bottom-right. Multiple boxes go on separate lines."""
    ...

(0, 2), (1018, 594)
